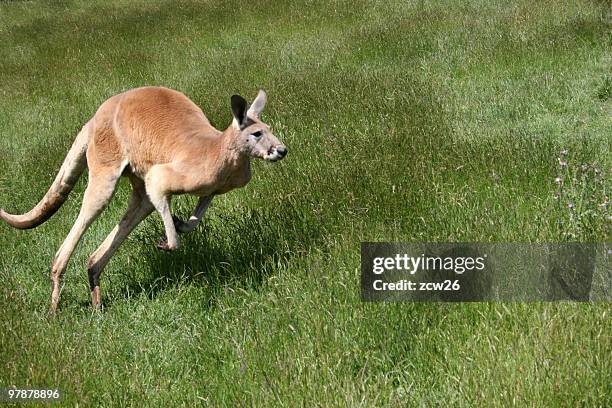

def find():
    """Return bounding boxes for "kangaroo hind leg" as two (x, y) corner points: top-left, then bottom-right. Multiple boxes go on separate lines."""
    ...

(87, 176), (154, 307)
(49, 167), (122, 313)
(145, 164), (180, 251)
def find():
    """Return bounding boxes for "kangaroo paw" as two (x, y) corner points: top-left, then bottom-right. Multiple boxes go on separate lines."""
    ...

(156, 238), (171, 251)
(172, 214), (189, 233)
(157, 237), (178, 251)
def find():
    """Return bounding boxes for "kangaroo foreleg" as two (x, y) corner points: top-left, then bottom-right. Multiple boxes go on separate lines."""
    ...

(174, 195), (214, 233)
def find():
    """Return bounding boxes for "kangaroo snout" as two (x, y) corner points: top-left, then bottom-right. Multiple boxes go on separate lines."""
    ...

(276, 145), (288, 159)
(265, 145), (288, 162)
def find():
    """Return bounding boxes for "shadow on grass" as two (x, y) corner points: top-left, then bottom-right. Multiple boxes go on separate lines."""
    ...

(102, 199), (324, 309)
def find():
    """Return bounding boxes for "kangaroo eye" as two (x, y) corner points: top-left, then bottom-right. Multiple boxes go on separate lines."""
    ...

(252, 131), (262, 138)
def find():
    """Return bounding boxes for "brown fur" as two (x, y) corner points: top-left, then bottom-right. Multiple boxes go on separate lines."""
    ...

(0, 87), (287, 312)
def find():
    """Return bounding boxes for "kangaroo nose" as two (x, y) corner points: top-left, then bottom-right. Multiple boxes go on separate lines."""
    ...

(277, 146), (288, 157)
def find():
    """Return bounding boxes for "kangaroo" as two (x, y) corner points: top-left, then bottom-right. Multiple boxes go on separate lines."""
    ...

(0, 87), (287, 312)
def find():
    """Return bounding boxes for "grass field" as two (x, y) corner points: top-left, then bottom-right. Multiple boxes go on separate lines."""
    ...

(0, 0), (610, 406)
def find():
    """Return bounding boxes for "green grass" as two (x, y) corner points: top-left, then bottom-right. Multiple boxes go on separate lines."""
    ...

(0, 0), (610, 406)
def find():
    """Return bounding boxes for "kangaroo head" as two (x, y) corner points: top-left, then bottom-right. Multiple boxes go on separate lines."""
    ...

(230, 90), (287, 162)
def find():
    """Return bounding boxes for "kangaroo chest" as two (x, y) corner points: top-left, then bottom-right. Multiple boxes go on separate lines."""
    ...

(186, 161), (251, 196)
(219, 164), (251, 192)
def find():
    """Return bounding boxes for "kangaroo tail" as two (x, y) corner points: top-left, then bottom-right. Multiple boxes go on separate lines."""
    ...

(0, 122), (91, 229)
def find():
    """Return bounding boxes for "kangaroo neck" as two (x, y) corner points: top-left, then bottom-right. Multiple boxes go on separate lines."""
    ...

(206, 126), (252, 192)
(216, 126), (250, 169)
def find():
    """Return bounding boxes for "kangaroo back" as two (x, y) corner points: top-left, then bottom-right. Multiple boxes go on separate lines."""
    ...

(0, 122), (90, 229)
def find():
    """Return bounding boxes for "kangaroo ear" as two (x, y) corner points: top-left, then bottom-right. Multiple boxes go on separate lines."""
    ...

(231, 95), (248, 128)
(247, 89), (267, 117)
